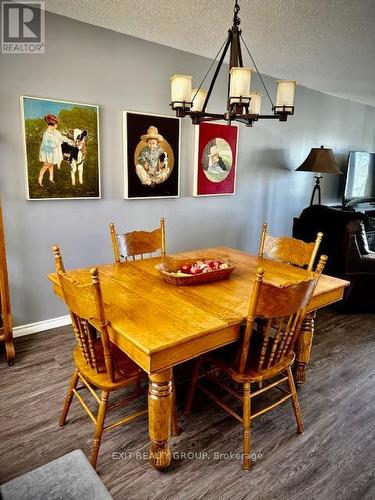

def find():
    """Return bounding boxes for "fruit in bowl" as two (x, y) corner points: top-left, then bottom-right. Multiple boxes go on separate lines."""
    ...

(180, 263), (192, 274)
(156, 257), (235, 285)
(175, 259), (229, 276)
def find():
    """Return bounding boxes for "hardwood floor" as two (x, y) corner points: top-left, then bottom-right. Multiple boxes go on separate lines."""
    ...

(0, 309), (374, 499)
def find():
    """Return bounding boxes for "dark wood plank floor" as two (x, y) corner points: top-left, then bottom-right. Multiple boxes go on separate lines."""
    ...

(1, 309), (374, 500)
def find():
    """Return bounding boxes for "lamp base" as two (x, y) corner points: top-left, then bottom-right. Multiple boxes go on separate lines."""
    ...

(310, 176), (322, 206)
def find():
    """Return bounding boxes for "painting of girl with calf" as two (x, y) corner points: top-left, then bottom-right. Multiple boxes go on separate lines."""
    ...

(21, 96), (100, 199)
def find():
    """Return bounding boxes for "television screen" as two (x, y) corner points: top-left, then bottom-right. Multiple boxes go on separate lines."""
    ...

(343, 151), (375, 205)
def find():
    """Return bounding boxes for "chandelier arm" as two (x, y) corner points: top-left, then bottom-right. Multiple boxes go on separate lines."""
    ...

(202, 32), (233, 114)
(196, 113), (226, 122)
(192, 35), (230, 104)
(243, 114), (278, 119)
(240, 34), (275, 109)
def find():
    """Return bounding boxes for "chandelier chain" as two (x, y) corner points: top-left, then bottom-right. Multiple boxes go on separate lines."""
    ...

(240, 34), (275, 109)
(233, 0), (241, 26)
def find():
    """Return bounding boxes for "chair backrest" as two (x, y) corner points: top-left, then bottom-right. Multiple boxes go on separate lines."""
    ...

(52, 245), (115, 382)
(258, 222), (323, 271)
(52, 244), (66, 273)
(237, 254), (327, 375)
(109, 217), (166, 262)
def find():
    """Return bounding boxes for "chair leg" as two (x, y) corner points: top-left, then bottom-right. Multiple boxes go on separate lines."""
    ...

(287, 367), (304, 433)
(171, 375), (180, 436)
(184, 358), (201, 416)
(242, 382), (252, 470)
(90, 391), (109, 469)
(59, 369), (79, 427)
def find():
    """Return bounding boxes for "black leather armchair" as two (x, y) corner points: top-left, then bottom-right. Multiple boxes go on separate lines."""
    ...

(293, 205), (375, 312)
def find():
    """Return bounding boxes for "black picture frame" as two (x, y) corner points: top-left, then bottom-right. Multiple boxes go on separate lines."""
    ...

(123, 111), (180, 199)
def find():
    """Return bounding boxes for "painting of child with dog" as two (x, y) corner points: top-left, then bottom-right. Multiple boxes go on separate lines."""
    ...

(123, 111), (180, 199)
(21, 96), (100, 199)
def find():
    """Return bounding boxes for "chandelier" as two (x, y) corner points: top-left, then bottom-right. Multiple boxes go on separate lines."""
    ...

(170, 1), (296, 127)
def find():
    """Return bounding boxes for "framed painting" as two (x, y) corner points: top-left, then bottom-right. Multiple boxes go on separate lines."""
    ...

(20, 96), (101, 200)
(193, 122), (238, 196)
(123, 111), (180, 199)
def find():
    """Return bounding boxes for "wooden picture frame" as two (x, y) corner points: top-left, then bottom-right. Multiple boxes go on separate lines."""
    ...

(123, 111), (180, 199)
(20, 96), (101, 200)
(193, 122), (238, 197)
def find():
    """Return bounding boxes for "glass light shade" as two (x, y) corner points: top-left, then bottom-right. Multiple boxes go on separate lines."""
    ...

(191, 88), (207, 112)
(275, 80), (296, 108)
(170, 74), (192, 109)
(248, 92), (262, 115)
(229, 67), (252, 103)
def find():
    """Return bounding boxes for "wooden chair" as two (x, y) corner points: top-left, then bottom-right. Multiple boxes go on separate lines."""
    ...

(109, 217), (166, 263)
(52, 245), (147, 469)
(258, 222), (323, 270)
(109, 218), (178, 434)
(185, 255), (327, 470)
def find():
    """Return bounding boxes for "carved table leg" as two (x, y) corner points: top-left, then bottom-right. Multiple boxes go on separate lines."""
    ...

(5, 336), (15, 366)
(148, 368), (172, 469)
(294, 310), (316, 387)
(3, 323), (15, 365)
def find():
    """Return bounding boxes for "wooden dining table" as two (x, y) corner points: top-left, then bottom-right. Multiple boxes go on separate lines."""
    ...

(48, 246), (349, 469)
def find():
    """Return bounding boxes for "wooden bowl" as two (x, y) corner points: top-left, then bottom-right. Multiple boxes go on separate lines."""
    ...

(155, 257), (235, 286)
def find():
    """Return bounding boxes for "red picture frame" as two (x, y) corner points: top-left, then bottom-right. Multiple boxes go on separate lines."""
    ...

(193, 122), (238, 196)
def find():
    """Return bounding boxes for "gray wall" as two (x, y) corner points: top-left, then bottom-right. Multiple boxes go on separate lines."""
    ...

(1, 11), (375, 326)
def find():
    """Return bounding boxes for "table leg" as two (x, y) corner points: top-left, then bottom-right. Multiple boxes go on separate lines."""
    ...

(5, 337), (15, 366)
(148, 368), (172, 469)
(3, 324), (15, 366)
(294, 310), (316, 387)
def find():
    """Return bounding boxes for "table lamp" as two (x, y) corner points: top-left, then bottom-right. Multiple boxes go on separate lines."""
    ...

(296, 146), (342, 206)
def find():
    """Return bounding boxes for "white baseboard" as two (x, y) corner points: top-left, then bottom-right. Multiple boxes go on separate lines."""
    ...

(13, 315), (71, 338)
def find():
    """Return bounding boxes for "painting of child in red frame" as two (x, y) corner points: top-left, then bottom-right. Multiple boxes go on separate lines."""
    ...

(193, 122), (238, 196)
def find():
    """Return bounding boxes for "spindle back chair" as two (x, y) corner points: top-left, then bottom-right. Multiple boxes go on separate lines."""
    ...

(185, 254), (327, 470)
(109, 217), (166, 263)
(52, 245), (147, 469)
(258, 222), (323, 270)
(58, 266), (116, 382)
(108, 219), (178, 433)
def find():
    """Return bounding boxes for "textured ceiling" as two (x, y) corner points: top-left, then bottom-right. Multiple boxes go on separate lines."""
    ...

(44, 0), (375, 107)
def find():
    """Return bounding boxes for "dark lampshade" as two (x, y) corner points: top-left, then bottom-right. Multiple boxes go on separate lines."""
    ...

(296, 145), (342, 174)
